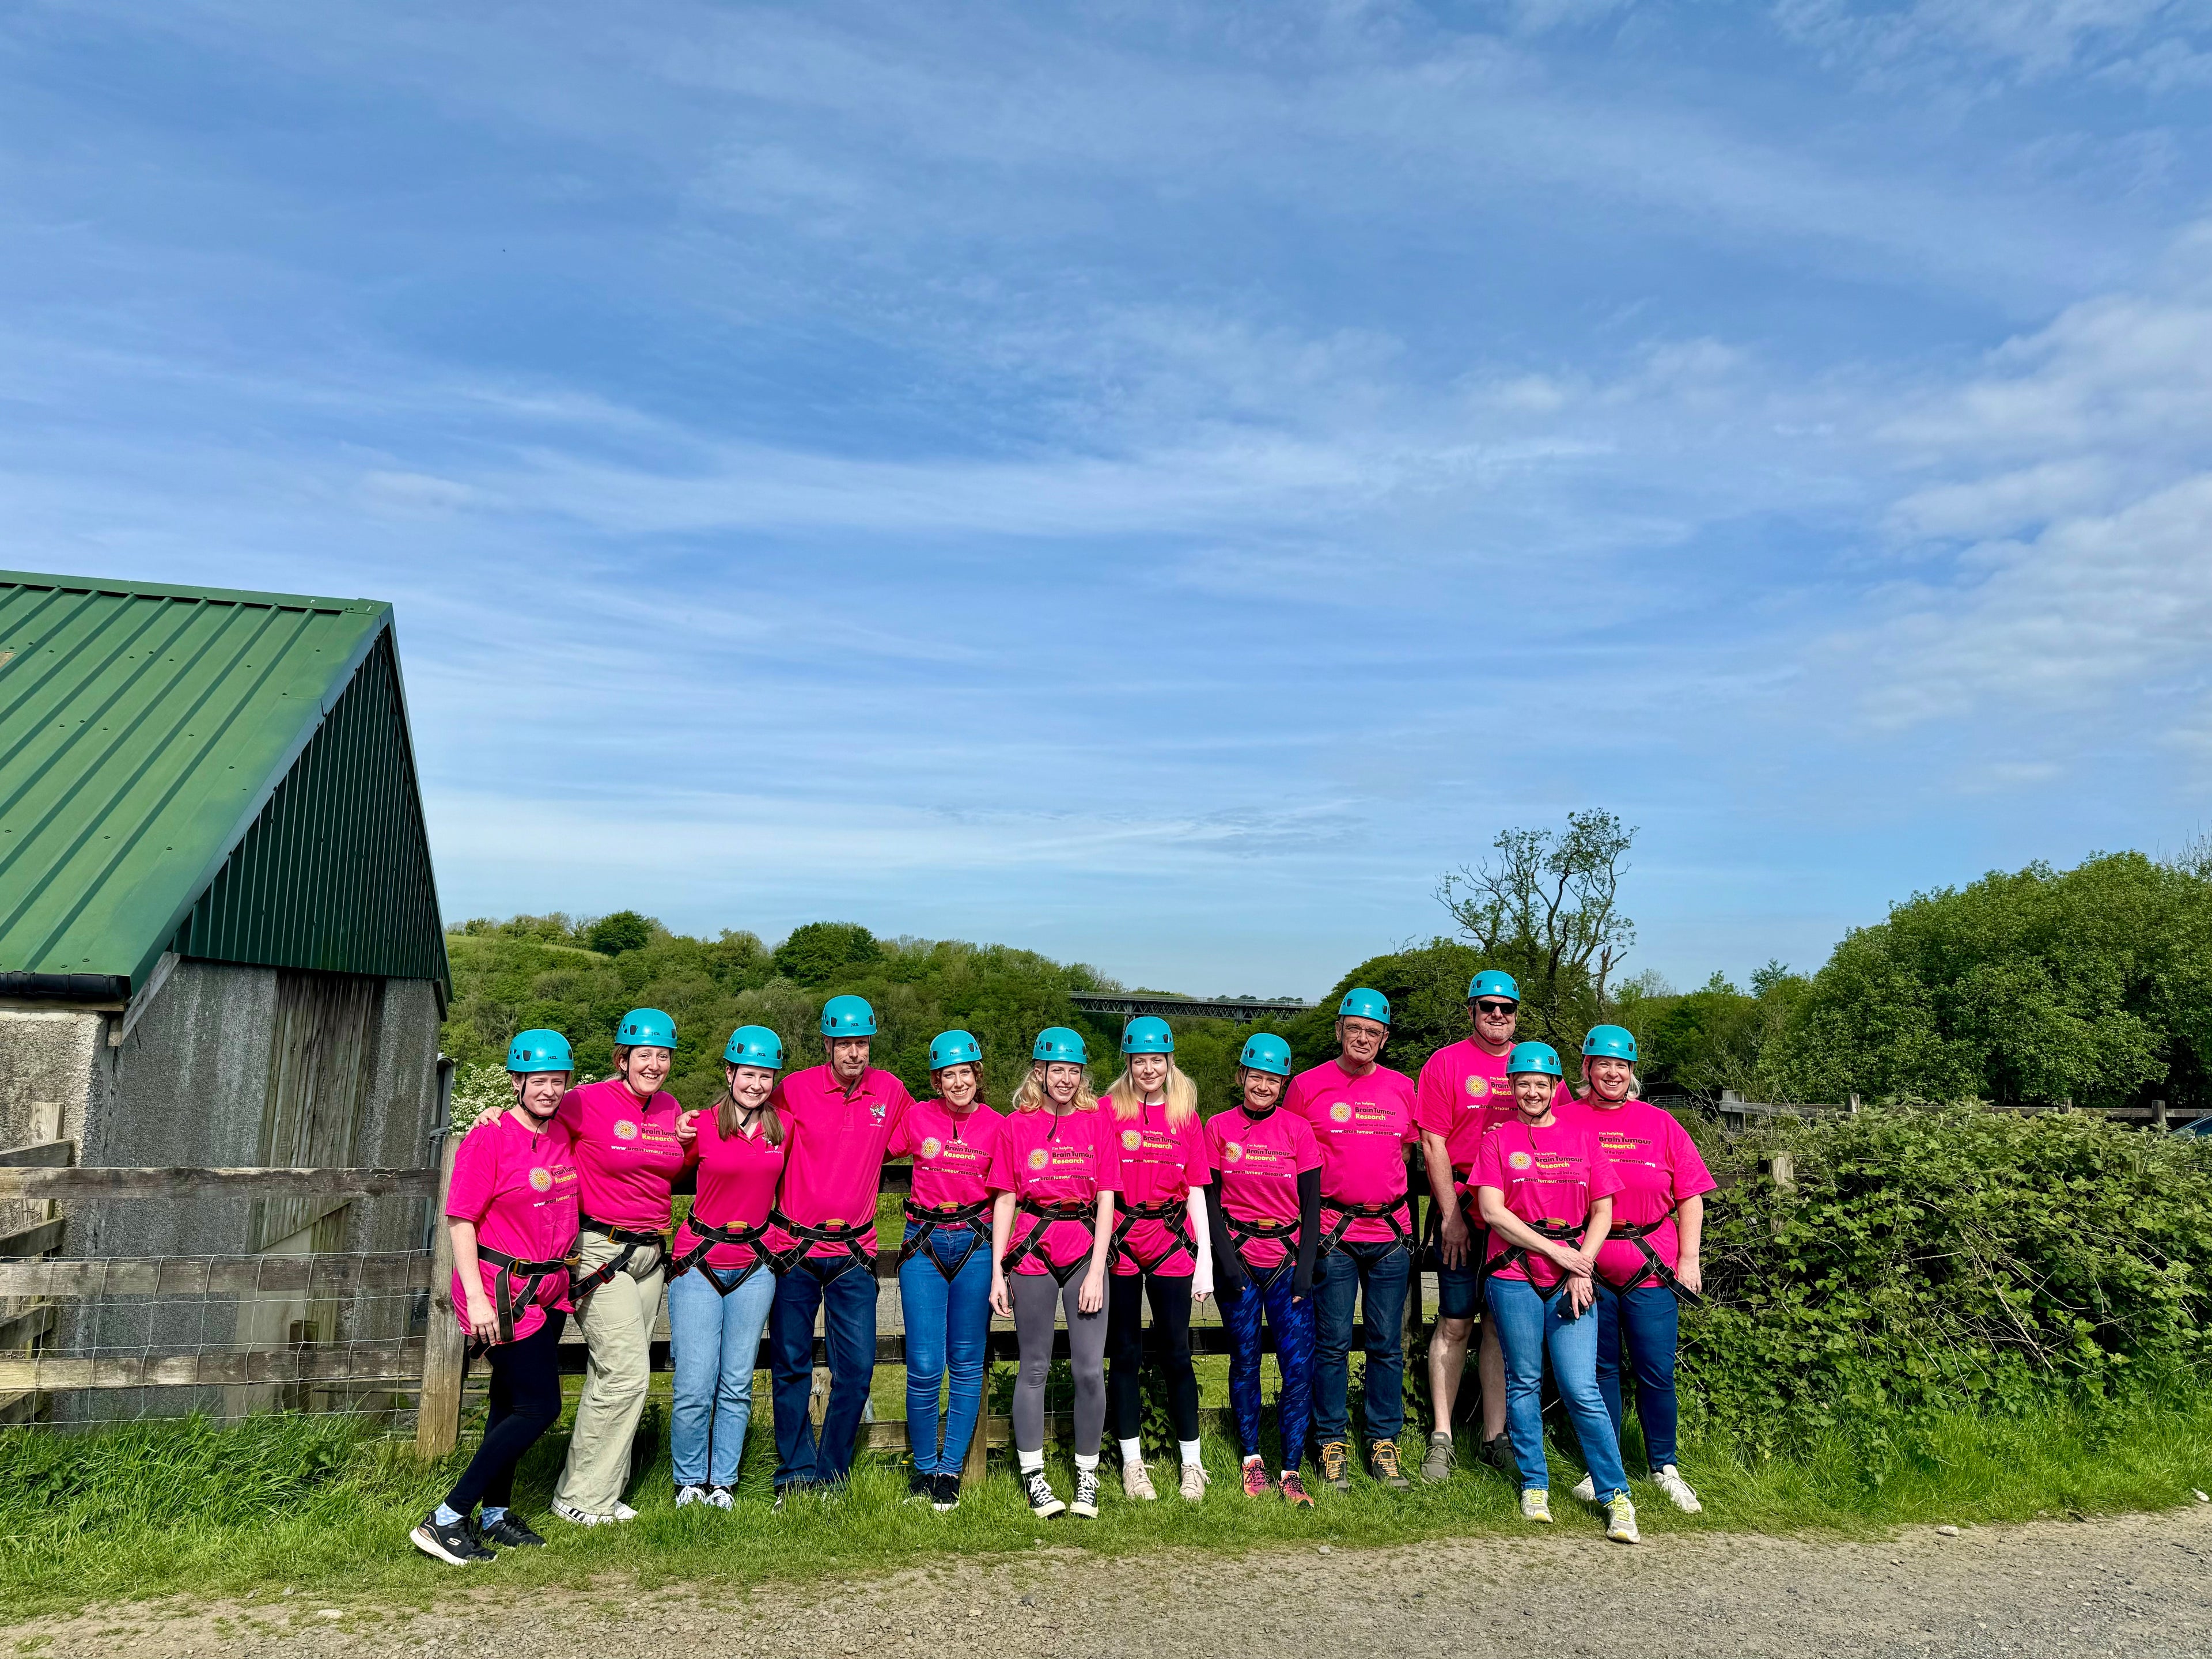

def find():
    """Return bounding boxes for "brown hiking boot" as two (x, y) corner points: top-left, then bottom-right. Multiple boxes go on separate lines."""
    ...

(1369, 1438), (1411, 1491)
(1319, 1439), (1350, 1491)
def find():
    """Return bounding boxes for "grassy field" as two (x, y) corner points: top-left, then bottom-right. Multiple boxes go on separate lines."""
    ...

(2, 1383), (2209, 1623)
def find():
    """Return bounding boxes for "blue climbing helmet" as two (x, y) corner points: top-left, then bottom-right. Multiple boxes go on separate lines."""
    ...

(1508, 1040), (1563, 1078)
(1581, 1024), (1638, 1062)
(1238, 1033), (1293, 1077)
(506, 1029), (573, 1073)
(820, 994), (877, 1037)
(1338, 986), (1391, 1024)
(615, 1007), (677, 1050)
(1032, 1027), (1089, 1064)
(723, 1025), (785, 1069)
(929, 1029), (983, 1070)
(1469, 970), (1521, 1004)
(1120, 1016), (1175, 1055)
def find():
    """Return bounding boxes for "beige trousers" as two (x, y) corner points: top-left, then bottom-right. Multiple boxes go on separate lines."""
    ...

(552, 1228), (665, 1516)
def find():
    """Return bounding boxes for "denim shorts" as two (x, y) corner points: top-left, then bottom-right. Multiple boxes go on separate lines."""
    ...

(1437, 1253), (1481, 1321)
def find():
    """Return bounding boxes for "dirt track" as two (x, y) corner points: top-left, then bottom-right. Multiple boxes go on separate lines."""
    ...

(21, 1506), (2212, 1659)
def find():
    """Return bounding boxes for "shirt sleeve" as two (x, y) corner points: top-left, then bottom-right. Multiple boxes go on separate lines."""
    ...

(1282, 1070), (1312, 1121)
(1179, 1118), (1209, 1185)
(1203, 1119), (1225, 1176)
(1469, 1124), (1505, 1192)
(1666, 1116), (1718, 1202)
(1585, 1131), (1627, 1202)
(887, 1108), (916, 1159)
(1415, 1052), (1453, 1138)
(1094, 1120), (1123, 1192)
(445, 1123), (496, 1224)
(1399, 1080), (1421, 1145)
(1293, 1118), (1323, 1175)
(986, 1127), (1018, 1193)
(553, 1085), (585, 1139)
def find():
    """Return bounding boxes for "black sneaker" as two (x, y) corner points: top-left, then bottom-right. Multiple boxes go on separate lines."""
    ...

(931, 1471), (961, 1512)
(907, 1468), (933, 1503)
(1480, 1433), (1517, 1476)
(479, 1512), (545, 1549)
(409, 1512), (493, 1566)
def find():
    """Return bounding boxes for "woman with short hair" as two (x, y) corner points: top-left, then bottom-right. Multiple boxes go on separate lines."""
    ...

(988, 1028), (1120, 1520)
(411, 1030), (579, 1565)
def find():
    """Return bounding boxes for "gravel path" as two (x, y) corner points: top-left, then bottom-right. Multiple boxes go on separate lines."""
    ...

(21, 1506), (2212, 1659)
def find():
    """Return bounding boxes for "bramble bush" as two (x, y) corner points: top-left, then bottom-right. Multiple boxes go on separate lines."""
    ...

(1680, 1105), (2212, 1456)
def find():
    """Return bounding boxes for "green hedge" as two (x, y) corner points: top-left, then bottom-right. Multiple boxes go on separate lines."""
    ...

(1681, 1107), (2212, 1453)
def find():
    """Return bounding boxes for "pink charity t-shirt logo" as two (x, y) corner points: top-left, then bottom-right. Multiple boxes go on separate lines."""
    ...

(1508, 1150), (1533, 1171)
(1224, 1142), (1244, 1162)
(613, 1119), (639, 1141)
(1329, 1101), (1354, 1124)
(1465, 1075), (1490, 1100)
(919, 1137), (943, 1160)
(1121, 1129), (1143, 1151)
(528, 1166), (553, 1193)
(1027, 1147), (1050, 1172)
(870, 1101), (887, 1123)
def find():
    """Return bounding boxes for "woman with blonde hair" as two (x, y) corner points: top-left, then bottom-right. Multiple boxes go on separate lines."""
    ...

(988, 1027), (1120, 1518)
(1101, 1016), (1213, 1501)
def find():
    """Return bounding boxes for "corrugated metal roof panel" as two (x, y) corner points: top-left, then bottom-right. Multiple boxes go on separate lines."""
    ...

(0, 570), (448, 1002)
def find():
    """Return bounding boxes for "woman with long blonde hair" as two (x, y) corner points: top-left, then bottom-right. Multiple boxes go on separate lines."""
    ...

(1100, 1016), (1213, 1502)
(987, 1028), (1119, 1518)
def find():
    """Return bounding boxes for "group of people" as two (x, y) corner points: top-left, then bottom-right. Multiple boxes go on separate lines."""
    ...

(411, 971), (1713, 1566)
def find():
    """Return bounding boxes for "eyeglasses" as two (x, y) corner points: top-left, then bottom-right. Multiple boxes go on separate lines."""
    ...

(1473, 1001), (1517, 1016)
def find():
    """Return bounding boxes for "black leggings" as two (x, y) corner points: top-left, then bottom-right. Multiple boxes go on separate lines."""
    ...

(445, 1310), (567, 1516)
(1106, 1271), (1200, 1444)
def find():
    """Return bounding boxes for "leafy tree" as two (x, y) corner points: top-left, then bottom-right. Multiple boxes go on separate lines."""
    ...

(772, 921), (884, 986)
(582, 910), (656, 956)
(1437, 809), (1636, 1052)
(1760, 852), (2212, 1109)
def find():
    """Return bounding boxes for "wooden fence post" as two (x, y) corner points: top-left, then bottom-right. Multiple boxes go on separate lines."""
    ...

(2153, 1099), (2169, 1131)
(415, 1135), (465, 1459)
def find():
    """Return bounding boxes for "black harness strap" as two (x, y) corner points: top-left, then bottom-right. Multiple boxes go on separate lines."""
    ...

(570, 1218), (666, 1294)
(999, 1198), (1096, 1286)
(1604, 1214), (1700, 1302)
(766, 1208), (877, 1282)
(1493, 1217), (1585, 1303)
(1313, 1194), (1414, 1258)
(668, 1213), (775, 1294)
(1109, 1195), (1196, 1275)
(474, 1245), (575, 1344)
(896, 1198), (992, 1281)
(1221, 1211), (1301, 1291)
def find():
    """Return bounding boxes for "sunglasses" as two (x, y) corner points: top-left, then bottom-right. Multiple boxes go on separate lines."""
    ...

(1473, 1001), (1517, 1016)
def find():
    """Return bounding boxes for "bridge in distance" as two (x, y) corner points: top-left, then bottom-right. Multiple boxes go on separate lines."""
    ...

(1071, 991), (1310, 1025)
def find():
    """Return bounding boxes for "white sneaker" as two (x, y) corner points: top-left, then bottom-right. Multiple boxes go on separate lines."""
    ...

(707, 1486), (734, 1510)
(1654, 1464), (1702, 1513)
(1070, 1467), (1101, 1518)
(675, 1484), (706, 1508)
(611, 1501), (639, 1522)
(1605, 1494), (1641, 1543)
(551, 1498), (609, 1527)
(1519, 1488), (1554, 1524)
(1024, 1469), (1066, 1519)
(1179, 1463), (1210, 1502)
(1570, 1473), (1596, 1503)
(1123, 1460), (1157, 1501)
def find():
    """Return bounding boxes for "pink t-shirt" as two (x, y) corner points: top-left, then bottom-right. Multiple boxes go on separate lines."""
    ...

(1577, 1099), (1715, 1286)
(1471, 1113), (1624, 1290)
(555, 1077), (687, 1229)
(1416, 1038), (1566, 1177)
(987, 1107), (1122, 1275)
(1106, 1099), (1210, 1275)
(893, 1098), (1007, 1212)
(1206, 1104), (1322, 1270)
(1286, 1059), (1419, 1244)
(674, 1110), (787, 1271)
(770, 1064), (914, 1258)
(445, 1108), (579, 1340)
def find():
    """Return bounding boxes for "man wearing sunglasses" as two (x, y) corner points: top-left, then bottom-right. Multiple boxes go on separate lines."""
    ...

(1414, 970), (1559, 1482)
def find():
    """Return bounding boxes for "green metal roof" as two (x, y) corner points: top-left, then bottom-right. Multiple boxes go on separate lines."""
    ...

(0, 570), (450, 1003)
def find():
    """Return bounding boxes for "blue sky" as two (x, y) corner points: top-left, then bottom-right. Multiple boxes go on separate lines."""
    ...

(6, 1), (2211, 998)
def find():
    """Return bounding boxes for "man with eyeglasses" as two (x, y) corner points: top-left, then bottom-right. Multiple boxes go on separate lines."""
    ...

(1414, 969), (1560, 1481)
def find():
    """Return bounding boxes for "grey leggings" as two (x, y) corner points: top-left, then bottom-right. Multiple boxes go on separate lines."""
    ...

(1012, 1271), (1109, 1457)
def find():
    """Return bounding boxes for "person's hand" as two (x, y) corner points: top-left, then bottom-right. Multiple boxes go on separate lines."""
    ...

(1438, 1205), (1470, 1268)
(990, 1269), (1013, 1318)
(1565, 1272), (1596, 1318)
(1078, 1264), (1106, 1315)
(1544, 1239), (1584, 1276)
(463, 1291), (501, 1343)
(674, 1109), (699, 1147)
(1676, 1258), (1703, 1297)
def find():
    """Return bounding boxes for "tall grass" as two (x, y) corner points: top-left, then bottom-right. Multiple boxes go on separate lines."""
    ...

(2, 1385), (2209, 1622)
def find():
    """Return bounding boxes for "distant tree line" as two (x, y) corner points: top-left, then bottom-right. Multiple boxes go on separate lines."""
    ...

(445, 825), (2212, 1116)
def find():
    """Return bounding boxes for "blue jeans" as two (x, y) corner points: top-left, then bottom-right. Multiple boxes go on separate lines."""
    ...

(1484, 1275), (1629, 1501)
(666, 1262), (776, 1488)
(897, 1222), (992, 1474)
(1312, 1241), (1408, 1448)
(1221, 1265), (1315, 1469)
(1595, 1282), (1681, 1471)
(768, 1259), (878, 1490)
